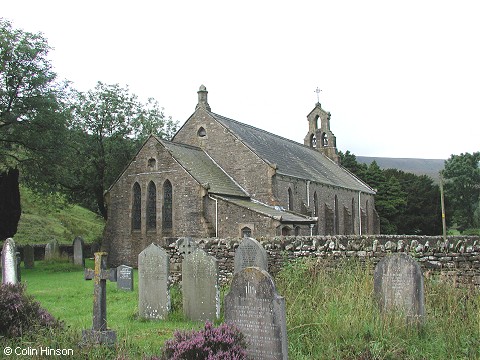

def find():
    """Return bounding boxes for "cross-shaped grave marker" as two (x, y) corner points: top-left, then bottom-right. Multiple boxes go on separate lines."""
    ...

(82, 252), (117, 345)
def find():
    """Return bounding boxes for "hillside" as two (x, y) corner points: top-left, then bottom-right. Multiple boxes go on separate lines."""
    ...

(13, 186), (105, 245)
(357, 156), (445, 182)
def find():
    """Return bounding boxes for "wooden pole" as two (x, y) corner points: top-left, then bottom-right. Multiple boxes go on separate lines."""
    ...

(440, 173), (447, 241)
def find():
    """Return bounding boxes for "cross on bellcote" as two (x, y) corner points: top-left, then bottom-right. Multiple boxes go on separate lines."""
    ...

(315, 87), (322, 104)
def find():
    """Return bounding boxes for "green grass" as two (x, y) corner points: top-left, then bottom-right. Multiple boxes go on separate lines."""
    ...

(14, 186), (105, 245)
(5, 257), (480, 359)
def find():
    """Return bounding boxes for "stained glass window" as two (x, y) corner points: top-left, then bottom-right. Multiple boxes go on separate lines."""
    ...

(132, 182), (141, 231)
(147, 181), (156, 231)
(163, 180), (172, 230)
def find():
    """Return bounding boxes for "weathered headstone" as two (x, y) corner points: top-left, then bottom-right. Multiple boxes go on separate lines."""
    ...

(117, 264), (134, 291)
(2, 238), (17, 285)
(82, 252), (117, 345)
(374, 253), (425, 323)
(234, 237), (268, 274)
(177, 236), (198, 256)
(73, 236), (85, 266)
(138, 243), (170, 319)
(44, 239), (60, 260)
(225, 267), (288, 360)
(182, 248), (219, 321)
(23, 244), (35, 269)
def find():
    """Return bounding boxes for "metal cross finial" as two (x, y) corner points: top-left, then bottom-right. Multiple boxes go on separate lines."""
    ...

(315, 87), (322, 103)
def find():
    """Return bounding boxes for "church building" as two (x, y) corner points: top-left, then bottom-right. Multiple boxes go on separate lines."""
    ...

(103, 86), (379, 266)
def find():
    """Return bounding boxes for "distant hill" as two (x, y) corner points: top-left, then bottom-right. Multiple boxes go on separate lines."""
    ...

(356, 156), (445, 182)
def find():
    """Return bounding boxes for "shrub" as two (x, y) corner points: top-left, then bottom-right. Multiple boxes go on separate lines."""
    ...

(157, 321), (247, 360)
(0, 283), (61, 337)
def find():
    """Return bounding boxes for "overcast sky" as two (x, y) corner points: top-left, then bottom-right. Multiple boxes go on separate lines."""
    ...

(3, 1), (479, 160)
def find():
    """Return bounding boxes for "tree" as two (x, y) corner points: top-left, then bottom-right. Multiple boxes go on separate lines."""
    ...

(65, 82), (178, 218)
(442, 152), (480, 231)
(0, 19), (68, 238)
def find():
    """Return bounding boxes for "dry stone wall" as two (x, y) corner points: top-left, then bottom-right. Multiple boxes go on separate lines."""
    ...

(164, 235), (480, 287)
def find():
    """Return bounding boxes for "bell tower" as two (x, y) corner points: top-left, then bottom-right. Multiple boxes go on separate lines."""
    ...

(304, 91), (339, 164)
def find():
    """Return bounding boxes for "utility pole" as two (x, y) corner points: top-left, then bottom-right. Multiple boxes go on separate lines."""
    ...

(439, 172), (447, 241)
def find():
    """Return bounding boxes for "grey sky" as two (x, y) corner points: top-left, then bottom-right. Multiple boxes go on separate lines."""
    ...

(3, 0), (479, 159)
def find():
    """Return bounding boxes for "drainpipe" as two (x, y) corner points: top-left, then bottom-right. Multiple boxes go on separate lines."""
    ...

(208, 195), (218, 237)
(306, 181), (310, 207)
(358, 191), (362, 235)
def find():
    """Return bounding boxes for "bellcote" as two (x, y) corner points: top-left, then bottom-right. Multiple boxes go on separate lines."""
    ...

(196, 84), (211, 112)
(304, 102), (340, 164)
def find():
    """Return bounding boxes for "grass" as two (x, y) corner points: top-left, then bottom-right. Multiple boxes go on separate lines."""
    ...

(14, 186), (105, 245)
(3, 257), (479, 359)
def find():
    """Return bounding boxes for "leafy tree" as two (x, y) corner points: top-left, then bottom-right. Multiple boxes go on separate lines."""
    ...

(65, 82), (178, 218)
(338, 150), (367, 178)
(384, 169), (441, 235)
(442, 152), (480, 231)
(0, 19), (69, 238)
(0, 18), (68, 172)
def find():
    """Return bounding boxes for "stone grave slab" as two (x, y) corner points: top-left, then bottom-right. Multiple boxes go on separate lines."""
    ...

(177, 236), (198, 256)
(182, 248), (219, 321)
(45, 239), (60, 260)
(225, 266), (288, 360)
(374, 253), (425, 323)
(73, 236), (85, 266)
(234, 237), (268, 274)
(23, 244), (34, 269)
(117, 264), (134, 291)
(2, 238), (17, 285)
(138, 243), (170, 319)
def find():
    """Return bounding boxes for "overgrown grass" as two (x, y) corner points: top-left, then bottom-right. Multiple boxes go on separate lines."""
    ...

(4, 258), (479, 359)
(14, 186), (105, 245)
(276, 258), (480, 359)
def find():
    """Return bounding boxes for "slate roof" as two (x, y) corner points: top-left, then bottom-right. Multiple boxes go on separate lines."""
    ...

(215, 196), (315, 224)
(210, 113), (375, 194)
(158, 138), (247, 198)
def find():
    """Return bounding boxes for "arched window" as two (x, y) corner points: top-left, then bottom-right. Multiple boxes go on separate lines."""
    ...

(163, 180), (173, 230)
(197, 126), (207, 137)
(281, 226), (291, 236)
(132, 182), (141, 231)
(310, 134), (317, 148)
(146, 181), (156, 231)
(241, 227), (252, 238)
(288, 188), (293, 211)
(321, 132), (328, 147)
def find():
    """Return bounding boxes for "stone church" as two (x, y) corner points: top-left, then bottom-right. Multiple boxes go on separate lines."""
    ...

(103, 85), (379, 266)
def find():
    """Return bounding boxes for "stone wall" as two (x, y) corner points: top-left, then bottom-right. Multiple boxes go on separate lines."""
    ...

(163, 235), (480, 287)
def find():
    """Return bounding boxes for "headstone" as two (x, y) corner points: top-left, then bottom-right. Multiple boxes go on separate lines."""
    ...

(44, 239), (60, 260)
(138, 243), (170, 319)
(182, 248), (219, 321)
(234, 237), (268, 274)
(2, 238), (17, 285)
(73, 236), (85, 266)
(82, 252), (117, 345)
(23, 244), (35, 269)
(374, 253), (425, 323)
(177, 236), (198, 256)
(225, 267), (288, 360)
(117, 264), (134, 291)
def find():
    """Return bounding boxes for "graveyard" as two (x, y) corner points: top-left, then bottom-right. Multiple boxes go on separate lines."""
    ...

(1, 236), (479, 359)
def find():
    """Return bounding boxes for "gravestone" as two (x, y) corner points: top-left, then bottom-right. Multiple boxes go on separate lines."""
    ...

(177, 236), (198, 256)
(138, 243), (170, 319)
(234, 237), (268, 274)
(182, 248), (219, 321)
(44, 239), (60, 260)
(374, 253), (425, 323)
(23, 244), (35, 269)
(2, 238), (17, 285)
(117, 264), (134, 291)
(225, 267), (288, 360)
(73, 236), (85, 266)
(82, 252), (117, 345)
